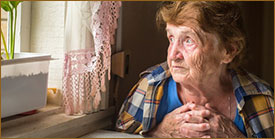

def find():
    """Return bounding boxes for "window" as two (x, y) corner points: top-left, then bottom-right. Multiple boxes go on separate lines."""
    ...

(1, 9), (8, 53)
(0, 2), (31, 55)
(15, 1), (31, 52)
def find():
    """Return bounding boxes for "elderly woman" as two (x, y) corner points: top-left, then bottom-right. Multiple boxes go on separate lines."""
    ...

(116, 1), (274, 138)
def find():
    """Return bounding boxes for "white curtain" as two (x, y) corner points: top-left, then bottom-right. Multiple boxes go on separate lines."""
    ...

(62, 1), (121, 115)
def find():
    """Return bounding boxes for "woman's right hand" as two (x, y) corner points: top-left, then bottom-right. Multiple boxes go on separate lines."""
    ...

(148, 103), (211, 138)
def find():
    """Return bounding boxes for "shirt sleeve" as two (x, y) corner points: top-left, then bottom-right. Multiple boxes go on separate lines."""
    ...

(253, 95), (274, 138)
(115, 78), (147, 134)
(243, 94), (274, 138)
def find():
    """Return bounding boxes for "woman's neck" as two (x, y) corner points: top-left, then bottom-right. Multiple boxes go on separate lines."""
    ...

(177, 69), (233, 106)
(176, 68), (236, 120)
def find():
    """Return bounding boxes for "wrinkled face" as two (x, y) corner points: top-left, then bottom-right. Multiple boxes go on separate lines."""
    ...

(166, 23), (225, 84)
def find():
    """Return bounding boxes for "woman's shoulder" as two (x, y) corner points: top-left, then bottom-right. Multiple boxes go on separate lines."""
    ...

(232, 68), (274, 138)
(231, 67), (273, 98)
(138, 61), (170, 82)
(139, 61), (169, 77)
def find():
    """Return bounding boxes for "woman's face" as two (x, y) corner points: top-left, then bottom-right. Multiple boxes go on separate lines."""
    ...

(166, 23), (225, 84)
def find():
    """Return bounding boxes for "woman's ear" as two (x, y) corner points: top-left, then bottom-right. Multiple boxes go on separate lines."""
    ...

(221, 44), (238, 64)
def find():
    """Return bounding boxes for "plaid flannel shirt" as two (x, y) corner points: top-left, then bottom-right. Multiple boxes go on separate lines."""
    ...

(116, 62), (274, 138)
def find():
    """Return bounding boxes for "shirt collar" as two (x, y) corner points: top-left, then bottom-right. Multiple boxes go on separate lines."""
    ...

(139, 61), (171, 85)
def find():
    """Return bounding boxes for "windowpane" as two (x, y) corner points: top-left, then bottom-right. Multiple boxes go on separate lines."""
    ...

(1, 21), (8, 51)
(1, 9), (8, 19)
(1, 9), (8, 53)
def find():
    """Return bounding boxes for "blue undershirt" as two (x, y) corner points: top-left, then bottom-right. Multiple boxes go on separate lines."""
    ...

(156, 76), (247, 137)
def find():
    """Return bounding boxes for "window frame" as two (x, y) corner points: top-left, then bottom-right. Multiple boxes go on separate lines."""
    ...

(1, 9), (8, 52)
(14, 1), (31, 53)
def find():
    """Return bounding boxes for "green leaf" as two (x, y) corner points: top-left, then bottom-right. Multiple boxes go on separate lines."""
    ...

(10, 1), (22, 9)
(1, 1), (12, 12)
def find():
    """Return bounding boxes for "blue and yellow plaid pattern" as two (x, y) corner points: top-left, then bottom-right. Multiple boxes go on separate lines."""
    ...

(231, 68), (274, 137)
(116, 62), (274, 138)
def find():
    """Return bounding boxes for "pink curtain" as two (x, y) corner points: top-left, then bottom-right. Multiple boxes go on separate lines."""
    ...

(62, 1), (121, 115)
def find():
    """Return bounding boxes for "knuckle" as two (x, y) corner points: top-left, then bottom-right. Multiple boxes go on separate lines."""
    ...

(200, 123), (206, 129)
(198, 117), (204, 123)
(204, 110), (210, 115)
(185, 114), (191, 121)
(200, 110), (206, 116)
(200, 123), (210, 130)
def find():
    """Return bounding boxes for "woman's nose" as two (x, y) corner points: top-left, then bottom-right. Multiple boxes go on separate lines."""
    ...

(168, 42), (184, 60)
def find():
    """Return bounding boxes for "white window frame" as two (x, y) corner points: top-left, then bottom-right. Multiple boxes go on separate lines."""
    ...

(1, 9), (8, 52)
(13, 1), (31, 53)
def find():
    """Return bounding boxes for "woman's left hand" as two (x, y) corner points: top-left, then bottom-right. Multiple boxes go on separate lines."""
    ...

(204, 103), (245, 138)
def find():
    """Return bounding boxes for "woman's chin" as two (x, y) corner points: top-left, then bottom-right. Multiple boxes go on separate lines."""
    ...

(171, 73), (189, 83)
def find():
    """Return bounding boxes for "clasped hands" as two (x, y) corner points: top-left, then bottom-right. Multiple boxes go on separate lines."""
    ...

(151, 103), (245, 138)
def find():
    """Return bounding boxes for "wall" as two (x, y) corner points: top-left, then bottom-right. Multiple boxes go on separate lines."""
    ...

(261, 3), (274, 89)
(239, 2), (274, 87)
(110, 2), (168, 113)
(30, 1), (66, 89)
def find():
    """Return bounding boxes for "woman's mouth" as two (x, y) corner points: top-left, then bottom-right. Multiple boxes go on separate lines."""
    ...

(172, 66), (185, 69)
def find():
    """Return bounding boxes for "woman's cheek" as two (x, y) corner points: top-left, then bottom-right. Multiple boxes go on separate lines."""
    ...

(189, 51), (204, 71)
(184, 43), (197, 53)
(186, 52), (205, 79)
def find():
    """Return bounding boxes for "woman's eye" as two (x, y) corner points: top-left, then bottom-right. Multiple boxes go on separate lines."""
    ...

(169, 37), (174, 43)
(184, 38), (195, 47)
(186, 39), (192, 43)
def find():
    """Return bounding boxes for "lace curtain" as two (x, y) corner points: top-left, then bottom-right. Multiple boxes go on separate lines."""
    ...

(63, 1), (121, 115)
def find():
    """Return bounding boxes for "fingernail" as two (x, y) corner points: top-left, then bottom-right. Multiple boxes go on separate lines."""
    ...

(184, 113), (191, 120)
(205, 123), (210, 129)
(205, 110), (210, 115)
(189, 103), (195, 108)
(202, 135), (211, 138)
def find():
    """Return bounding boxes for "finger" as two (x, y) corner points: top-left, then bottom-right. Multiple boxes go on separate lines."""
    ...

(185, 104), (211, 118)
(190, 103), (208, 111)
(180, 128), (209, 138)
(172, 112), (207, 123)
(174, 103), (195, 113)
(174, 113), (188, 121)
(186, 109), (211, 118)
(183, 113), (208, 123)
(205, 103), (223, 116)
(201, 135), (211, 138)
(181, 122), (210, 132)
(205, 103), (215, 111)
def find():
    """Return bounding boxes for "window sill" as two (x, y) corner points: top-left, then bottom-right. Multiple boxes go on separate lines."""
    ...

(80, 129), (143, 138)
(1, 105), (115, 138)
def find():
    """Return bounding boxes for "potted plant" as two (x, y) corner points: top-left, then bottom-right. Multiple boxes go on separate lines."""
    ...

(1, 1), (52, 118)
(1, 1), (22, 60)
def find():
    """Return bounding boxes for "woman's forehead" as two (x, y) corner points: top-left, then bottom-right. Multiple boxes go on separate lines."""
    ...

(166, 23), (220, 48)
(166, 24), (196, 34)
